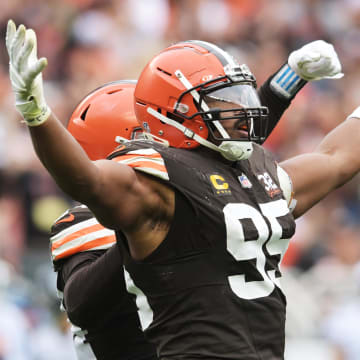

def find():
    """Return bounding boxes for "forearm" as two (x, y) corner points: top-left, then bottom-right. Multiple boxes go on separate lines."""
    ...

(281, 116), (360, 218)
(315, 116), (360, 183)
(281, 152), (336, 218)
(258, 73), (295, 141)
(29, 113), (99, 202)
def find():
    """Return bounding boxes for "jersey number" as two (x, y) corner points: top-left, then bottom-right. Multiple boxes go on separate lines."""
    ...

(223, 199), (290, 300)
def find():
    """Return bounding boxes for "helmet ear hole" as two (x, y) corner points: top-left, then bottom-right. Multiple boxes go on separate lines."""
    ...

(107, 89), (121, 95)
(156, 67), (172, 76)
(80, 105), (90, 121)
(167, 111), (184, 124)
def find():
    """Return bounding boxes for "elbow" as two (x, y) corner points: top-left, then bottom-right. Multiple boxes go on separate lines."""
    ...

(333, 156), (360, 188)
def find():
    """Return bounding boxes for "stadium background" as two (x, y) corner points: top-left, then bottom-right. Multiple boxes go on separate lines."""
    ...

(0, 0), (359, 359)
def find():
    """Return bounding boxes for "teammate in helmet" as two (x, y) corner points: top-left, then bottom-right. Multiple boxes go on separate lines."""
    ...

(7, 20), (358, 360)
(67, 80), (143, 161)
(50, 81), (157, 360)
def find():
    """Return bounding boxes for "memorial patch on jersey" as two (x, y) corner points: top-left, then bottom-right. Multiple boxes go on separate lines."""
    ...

(257, 171), (281, 198)
(50, 217), (116, 261)
(208, 174), (231, 196)
(111, 148), (169, 181)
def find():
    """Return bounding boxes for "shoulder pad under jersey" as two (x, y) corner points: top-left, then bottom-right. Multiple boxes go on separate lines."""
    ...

(277, 166), (297, 212)
(50, 205), (116, 263)
(107, 140), (169, 181)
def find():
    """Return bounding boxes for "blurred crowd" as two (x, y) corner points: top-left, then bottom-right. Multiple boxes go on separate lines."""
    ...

(0, 0), (359, 359)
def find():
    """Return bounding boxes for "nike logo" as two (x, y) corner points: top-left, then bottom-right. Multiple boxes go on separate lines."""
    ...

(55, 213), (75, 225)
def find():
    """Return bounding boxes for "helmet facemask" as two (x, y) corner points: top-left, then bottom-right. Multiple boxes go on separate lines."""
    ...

(195, 83), (269, 144)
(172, 68), (269, 160)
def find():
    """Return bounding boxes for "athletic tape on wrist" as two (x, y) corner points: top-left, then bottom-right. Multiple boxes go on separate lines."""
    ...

(25, 106), (51, 127)
(270, 63), (307, 99)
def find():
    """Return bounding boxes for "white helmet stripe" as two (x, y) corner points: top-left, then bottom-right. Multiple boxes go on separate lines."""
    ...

(175, 69), (229, 139)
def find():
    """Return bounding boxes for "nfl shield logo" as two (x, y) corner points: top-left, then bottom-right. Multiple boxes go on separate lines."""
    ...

(238, 173), (252, 188)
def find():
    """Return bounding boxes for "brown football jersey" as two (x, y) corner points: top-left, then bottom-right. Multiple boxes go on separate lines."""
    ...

(51, 206), (157, 360)
(110, 140), (296, 360)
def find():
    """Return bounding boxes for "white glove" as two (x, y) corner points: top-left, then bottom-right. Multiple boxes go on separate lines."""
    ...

(6, 20), (51, 126)
(288, 40), (344, 81)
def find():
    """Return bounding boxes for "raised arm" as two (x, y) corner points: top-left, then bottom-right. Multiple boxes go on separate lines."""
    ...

(5, 20), (151, 229)
(280, 113), (360, 219)
(259, 40), (343, 141)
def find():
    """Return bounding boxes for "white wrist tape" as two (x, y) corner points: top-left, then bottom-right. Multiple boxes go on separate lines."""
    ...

(24, 107), (51, 127)
(270, 63), (307, 99)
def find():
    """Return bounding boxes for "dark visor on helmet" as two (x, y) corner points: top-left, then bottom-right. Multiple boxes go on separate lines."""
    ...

(175, 80), (269, 143)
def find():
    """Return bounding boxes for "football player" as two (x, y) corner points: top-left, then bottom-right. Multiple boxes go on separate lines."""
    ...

(46, 40), (317, 360)
(49, 65), (303, 360)
(49, 62), (310, 360)
(7, 20), (358, 360)
(48, 37), (327, 360)
(50, 81), (157, 360)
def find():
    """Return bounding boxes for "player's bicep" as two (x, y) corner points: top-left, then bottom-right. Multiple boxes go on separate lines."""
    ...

(279, 153), (339, 218)
(87, 159), (147, 228)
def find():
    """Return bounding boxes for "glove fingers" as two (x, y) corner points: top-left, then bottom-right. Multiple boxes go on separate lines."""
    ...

(5, 20), (16, 56)
(289, 39), (343, 81)
(25, 57), (47, 84)
(326, 72), (344, 79)
(306, 57), (330, 72)
(307, 56), (342, 76)
(302, 52), (321, 63)
(26, 29), (39, 63)
(11, 24), (26, 65)
(6, 20), (51, 125)
(18, 30), (35, 74)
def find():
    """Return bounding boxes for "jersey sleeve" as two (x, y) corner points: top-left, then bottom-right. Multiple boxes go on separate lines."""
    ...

(50, 205), (116, 264)
(277, 165), (297, 212)
(109, 142), (169, 181)
(258, 66), (306, 142)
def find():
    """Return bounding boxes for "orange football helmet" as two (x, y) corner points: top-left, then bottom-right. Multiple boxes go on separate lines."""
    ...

(134, 40), (268, 160)
(68, 80), (142, 160)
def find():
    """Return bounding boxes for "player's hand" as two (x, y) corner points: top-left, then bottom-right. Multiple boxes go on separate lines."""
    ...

(6, 19), (51, 126)
(288, 40), (344, 81)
